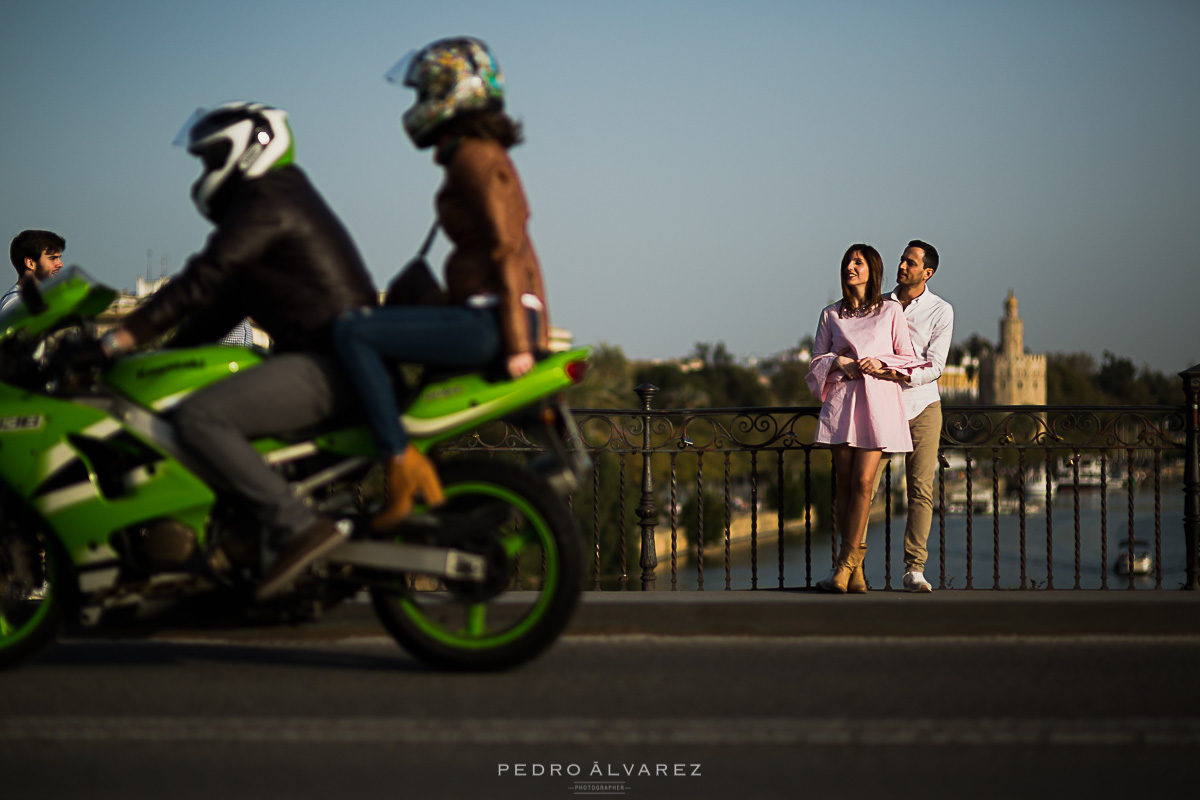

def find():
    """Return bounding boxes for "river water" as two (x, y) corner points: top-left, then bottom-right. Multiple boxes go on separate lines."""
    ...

(660, 484), (1192, 591)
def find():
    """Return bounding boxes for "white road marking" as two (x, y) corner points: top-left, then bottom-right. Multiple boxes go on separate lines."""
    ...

(1, 716), (1197, 746)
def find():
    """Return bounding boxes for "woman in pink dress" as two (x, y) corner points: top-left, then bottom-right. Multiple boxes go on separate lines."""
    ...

(805, 244), (929, 593)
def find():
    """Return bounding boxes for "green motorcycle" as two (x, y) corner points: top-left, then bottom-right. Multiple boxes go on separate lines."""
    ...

(0, 267), (590, 671)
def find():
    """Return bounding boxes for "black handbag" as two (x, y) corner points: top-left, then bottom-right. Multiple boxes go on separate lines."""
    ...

(384, 222), (446, 307)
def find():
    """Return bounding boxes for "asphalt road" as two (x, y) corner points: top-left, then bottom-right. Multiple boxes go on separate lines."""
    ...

(2, 631), (1198, 799)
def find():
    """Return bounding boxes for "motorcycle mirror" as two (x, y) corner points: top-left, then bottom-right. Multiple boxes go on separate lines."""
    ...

(18, 273), (47, 315)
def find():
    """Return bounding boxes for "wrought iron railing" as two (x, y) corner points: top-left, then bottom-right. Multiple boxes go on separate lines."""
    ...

(445, 380), (1200, 592)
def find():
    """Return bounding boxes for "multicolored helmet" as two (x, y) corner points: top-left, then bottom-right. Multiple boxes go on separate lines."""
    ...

(385, 37), (506, 149)
(173, 101), (295, 221)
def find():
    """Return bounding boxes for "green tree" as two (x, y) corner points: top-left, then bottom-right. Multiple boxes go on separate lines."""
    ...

(679, 490), (726, 548)
(1097, 351), (1138, 403)
(1045, 350), (1182, 406)
(947, 333), (993, 384)
(1135, 366), (1181, 405)
(768, 361), (818, 406)
(679, 341), (773, 408)
(1046, 352), (1106, 404)
(706, 361), (773, 407)
(564, 342), (630, 409)
(633, 362), (710, 408)
(569, 451), (643, 587)
(764, 458), (832, 533)
(1095, 351), (1180, 405)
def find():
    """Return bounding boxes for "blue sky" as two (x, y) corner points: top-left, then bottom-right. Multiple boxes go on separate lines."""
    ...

(3, 0), (1198, 376)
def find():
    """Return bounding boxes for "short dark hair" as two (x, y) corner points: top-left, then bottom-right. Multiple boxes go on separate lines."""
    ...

(10, 230), (66, 276)
(907, 239), (939, 273)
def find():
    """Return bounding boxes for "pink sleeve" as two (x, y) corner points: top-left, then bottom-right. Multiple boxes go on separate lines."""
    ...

(875, 304), (930, 374)
(806, 354), (838, 400)
(805, 308), (839, 400)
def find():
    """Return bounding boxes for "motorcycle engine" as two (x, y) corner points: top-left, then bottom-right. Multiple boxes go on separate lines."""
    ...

(114, 520), (197, 571)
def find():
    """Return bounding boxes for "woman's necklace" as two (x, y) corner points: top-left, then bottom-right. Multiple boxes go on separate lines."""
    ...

(839, 299), (878, 319)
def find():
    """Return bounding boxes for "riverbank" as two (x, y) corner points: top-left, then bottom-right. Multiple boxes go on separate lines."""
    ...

(653, 484), (1191, 591)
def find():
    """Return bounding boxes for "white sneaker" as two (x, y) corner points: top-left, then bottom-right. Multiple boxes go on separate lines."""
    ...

(903, 570), (933, 593)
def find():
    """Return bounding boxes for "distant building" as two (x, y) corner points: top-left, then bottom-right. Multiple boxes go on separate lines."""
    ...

(940, 360), (979, 400)
(547, 326), (573, 353)
(96, 276), (271, 349)
(979, 291), (1046, 405)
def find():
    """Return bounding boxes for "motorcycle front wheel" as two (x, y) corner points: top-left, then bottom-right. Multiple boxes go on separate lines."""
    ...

(0, 512), (66, 669)
(370, 458), (583, 671)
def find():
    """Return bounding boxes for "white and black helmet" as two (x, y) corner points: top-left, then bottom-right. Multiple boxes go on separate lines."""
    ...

(173, 101), (295, 220)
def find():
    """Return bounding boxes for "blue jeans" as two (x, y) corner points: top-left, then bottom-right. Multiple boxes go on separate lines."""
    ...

(333, 305), (506, 455)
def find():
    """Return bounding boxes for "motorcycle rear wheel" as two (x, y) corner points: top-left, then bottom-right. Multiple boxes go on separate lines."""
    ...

(0, 518), (66, 670)
(370, 458), (583, 671)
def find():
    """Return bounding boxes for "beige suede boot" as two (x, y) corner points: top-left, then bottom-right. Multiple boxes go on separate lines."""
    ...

(816, 543), (867, 594)
(847, 545), (868, 593)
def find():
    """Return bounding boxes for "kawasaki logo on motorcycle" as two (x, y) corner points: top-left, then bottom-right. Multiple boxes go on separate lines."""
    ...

(136, 359), (205, 379)
(0, 415), (44, 433)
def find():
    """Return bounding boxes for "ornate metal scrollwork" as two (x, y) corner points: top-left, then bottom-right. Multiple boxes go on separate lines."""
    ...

(941, 406), (1184, 451)
(444, 405), (1184, 455)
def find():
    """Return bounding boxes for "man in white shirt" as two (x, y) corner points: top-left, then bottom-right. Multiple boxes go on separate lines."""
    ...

(219, 318), (256, 347)
(886, 240), (953, 592)
(3, 230), (65, 313)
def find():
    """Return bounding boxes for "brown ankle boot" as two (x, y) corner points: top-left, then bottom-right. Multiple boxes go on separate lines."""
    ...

(817, 543), (867, 594)
(847, 545), (868, 594)
(371, 445), (445, 530)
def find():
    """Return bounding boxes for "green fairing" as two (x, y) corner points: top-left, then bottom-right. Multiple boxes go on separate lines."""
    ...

(314, 347), (592, 456)
(0, 268), (116, 342)
(0, 382), (214, 562)
(104, 345), (589, 458)
(45, 465), (214, 563)
(0, 384), (101, 497)
(104, 346), (265, 410)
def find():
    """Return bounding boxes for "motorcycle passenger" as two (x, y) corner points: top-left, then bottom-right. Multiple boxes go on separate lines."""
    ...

(4, 229), (66, 313)
(334, 36), (550, 530)
(101, 102), (378, 599)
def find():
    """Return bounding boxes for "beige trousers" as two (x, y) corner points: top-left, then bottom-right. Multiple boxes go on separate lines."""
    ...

(870, 402), (942, 572)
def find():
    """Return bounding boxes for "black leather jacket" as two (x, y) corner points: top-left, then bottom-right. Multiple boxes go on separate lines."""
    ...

(124, 166), (376, 353)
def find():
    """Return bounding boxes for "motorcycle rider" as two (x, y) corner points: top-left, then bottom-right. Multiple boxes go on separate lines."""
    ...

(4, 229), (66, 312)
(101, 102), (378, 599)
(334, 37), (550, 530)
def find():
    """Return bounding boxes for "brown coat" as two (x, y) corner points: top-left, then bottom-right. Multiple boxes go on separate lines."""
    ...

(436, 136), (549, 355)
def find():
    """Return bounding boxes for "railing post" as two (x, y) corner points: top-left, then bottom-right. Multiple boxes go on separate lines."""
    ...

(635, 383), (659, 590)
(1180, 365), (1200, 590)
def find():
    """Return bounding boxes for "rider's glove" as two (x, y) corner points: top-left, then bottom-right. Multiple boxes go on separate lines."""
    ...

(100, 329), (129, 358)
(73, 337), (114, 370)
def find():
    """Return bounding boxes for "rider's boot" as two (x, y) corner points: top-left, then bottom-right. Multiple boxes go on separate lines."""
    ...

(372, 445), (445, 530)
(256, 517), (348, 600)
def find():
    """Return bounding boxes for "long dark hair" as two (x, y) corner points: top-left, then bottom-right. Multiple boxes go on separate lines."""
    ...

(839, 243), (884, 315)
(438, 110), (524, 149)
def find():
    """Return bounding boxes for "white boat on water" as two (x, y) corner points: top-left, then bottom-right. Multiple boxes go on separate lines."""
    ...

(1114, 538), (1153, 575)
(1021, 463), (1052, 500)
(946, 491), (1041, 516)
(1057, 455), (1107, 492)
